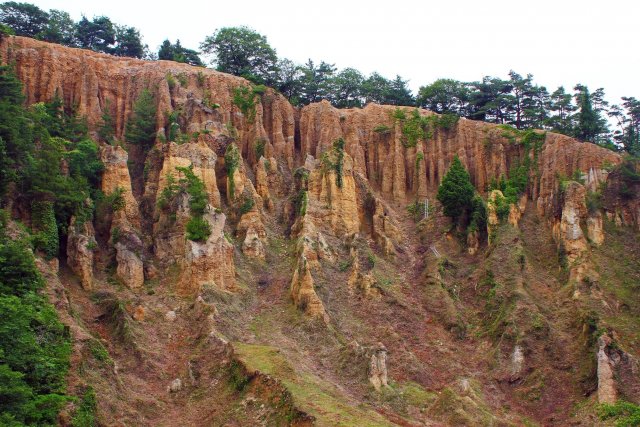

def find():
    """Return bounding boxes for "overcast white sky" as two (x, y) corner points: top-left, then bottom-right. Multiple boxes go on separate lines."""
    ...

(31, 0), (639, 104)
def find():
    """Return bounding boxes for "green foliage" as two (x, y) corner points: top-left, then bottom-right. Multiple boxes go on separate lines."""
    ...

(437, 156), (475, 221)
(196, 71), (205, 87)
(157, 174), (180, 211)
(401, 109), (426, 148)
(468, 195), (487, 233)
(598, 401), (640, 427)
(71, 387), (97, 427)
(176, 73), (188, 88)
(491, 192), (511, 221)
(254, 138), (266, 159)
(175, 165), (211, 241)
(586, 190), (603, 214)
(158, 39), (204, 66)
(0, 221), (71, 425)
(333, 138), (345, 188)
(373, 124), (391, 134)
(125, 88), (157, 149)
(391, 108), (406, 121)
(165, 73), (176, 90)
(186, 216), (211, 242)
(224, 143), (241, 199)
(232, 85), (262, 123)
(201, 26), (278, 85)
(429, 113), (460, 130)
(97, 99), (115, 144)
(321, 139), (346, 188)
(0, 2), (48, 37)
(31, 200), (59, 259)
(293, 189), (308, 217)
(238, 196), (255, 215)
(166, 109), (181, 142)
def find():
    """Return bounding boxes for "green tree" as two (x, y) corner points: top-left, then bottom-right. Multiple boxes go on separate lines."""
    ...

(417, 78), (470, 115)
(0, 1), (48, 38)
(331, 67), (364, 108)
(545, 86), (576, 134)
(158, 39), (203, 66)
(113, 25), (145, 58)
(125, 88), (157, 149)
(40, 9), (75, 45)
(574, 84), (606, 143)
(297, 59), (336, 104)
(75, 15), (115, 53)
(386, 75), (414, 106)
(274, 58), (303, 103)
(98, 99), (115, 144)
(200, 26), (278, 85)
(611, 97), (640, 155)
(437, 156), (475, 221)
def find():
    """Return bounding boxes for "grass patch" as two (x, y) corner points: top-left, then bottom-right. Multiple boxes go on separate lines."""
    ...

(234, 342), (394, 426)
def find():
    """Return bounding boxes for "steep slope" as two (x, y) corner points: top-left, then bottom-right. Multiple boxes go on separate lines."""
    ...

(2, 35), (639, 426)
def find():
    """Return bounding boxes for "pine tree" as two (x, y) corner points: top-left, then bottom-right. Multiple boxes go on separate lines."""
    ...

(125, 88), (157, 149)
(437, 156), (475, 221)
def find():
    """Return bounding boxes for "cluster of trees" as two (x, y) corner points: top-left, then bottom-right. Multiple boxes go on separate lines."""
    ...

(200, 27), (414, 107)
(0, 210), (71, 425)
(0, 63), (107, 424)
(198, 27), (639, 153)
(0, 1), (147, 58)
(417, 74), (640, 154)
(1, 3), (638, 155)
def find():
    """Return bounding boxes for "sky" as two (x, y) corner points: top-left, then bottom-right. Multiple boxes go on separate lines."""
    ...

(31, 0), (639, 105)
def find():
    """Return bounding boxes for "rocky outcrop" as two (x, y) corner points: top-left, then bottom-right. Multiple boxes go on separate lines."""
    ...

(368, 342), (389, 391)
(101, 145), (140, 229)
(597, 335), (618, 404)
(101, 145), (144, 289)
(552, 182), (595, 285)
(347, 256), (378, 297)
(254, 156), (275, 211)
(306, 147), (360, 237)
(157, 141), (221, 209)
(290, 255), (327, 321)
(587, 211), (604, 246)
(177, 209), (235, 295)
(236, 210), (266, 260)
(66, 216), (96, 290)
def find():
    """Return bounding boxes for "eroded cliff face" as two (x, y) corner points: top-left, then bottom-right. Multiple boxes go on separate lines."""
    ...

(5, 36), (640, 426)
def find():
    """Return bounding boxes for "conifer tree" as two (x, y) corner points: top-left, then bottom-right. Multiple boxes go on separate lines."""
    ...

(437, 155), (475, 221)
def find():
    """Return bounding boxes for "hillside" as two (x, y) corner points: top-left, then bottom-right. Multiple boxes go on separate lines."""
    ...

(1, 35), (639, 426)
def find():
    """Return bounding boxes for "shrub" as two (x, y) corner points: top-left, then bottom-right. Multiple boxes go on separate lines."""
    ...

(166, 73), (176, 90)
(71, 387), (97, 427)
(468, 195), (487, 233)
(598, 401), (640, 426)
(373, 124), (391, 134)
(186, 216), (211, 242)
(196, 71), (205, 87)
(436, 156), (475, 221)
(176, 165), (211, 242)
(31, 200), (59, 259)
(401, 109), (426, 148)
(254, 138), (266, 159)
(224, 143), (241, 199)
(294, 190), (308, 217)
(177, 73), (188, 88)
(125, 89), (157, 149)
(586, 190), (602, 214)
(232, 85), (258, 123)
(238, 196), (255, 215)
